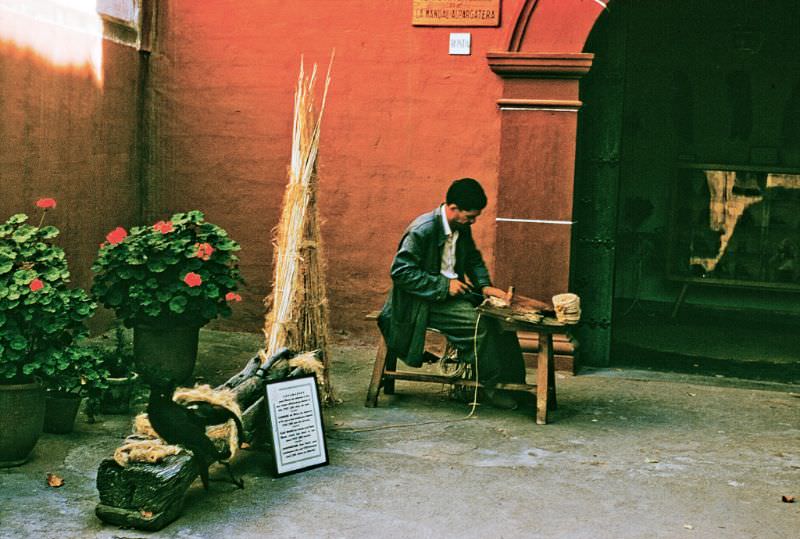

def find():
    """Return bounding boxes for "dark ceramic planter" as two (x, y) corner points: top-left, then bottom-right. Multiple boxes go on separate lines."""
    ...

(134, 323), (201, 384)
(0, 381), (45, 467)
(43, 391), (82, 434)
(100, 372), (138, 415)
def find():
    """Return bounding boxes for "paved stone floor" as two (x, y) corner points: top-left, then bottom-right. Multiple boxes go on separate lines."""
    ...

(1, 330), (799, 538)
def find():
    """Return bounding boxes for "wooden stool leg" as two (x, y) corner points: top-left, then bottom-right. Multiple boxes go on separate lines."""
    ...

(535, 332), (551, 425)
(383, 349), (397, 395)
(365, 339), (389, 407)
(546, 334), (557, 411)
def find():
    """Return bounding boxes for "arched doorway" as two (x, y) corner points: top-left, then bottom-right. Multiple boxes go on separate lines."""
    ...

(491, 0), (800, 379)
(574, 1), (800, 379)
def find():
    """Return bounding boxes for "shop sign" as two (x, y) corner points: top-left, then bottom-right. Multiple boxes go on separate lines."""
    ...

(412, 0), (500, 27)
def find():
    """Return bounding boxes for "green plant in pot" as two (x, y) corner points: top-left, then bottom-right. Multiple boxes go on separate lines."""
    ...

(91, 210), (244, 384)
(85, 323), (138, 418)
(0, 199), (96, 465)
(40, 345), (108, 434)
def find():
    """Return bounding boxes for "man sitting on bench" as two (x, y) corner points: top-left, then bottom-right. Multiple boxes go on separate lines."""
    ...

(377, 178), (526, 410)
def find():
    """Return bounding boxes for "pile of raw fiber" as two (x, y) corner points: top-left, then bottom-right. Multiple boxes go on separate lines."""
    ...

(113, 385), (243, 467)
(267, 350), (326, 381)
(261, 53), (335, 404)
(113, 415), (183, 467)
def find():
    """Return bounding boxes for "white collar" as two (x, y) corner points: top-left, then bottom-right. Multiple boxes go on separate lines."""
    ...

(440, 204), (454, 236)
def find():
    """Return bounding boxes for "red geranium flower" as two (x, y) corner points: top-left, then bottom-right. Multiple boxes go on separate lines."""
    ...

(29, 278), (44, 292)
(153, 220), (174, 234)
(194, 242), (215, 261)
(35, 198), (57, 209)
(225, 292), (242, 302)
(183, 272), (202, 287)
(106, 227), (128, 245)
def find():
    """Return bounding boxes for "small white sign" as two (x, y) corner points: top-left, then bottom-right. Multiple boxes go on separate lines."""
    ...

(266, 375), (328, 476)
(449, 33), (471, 55)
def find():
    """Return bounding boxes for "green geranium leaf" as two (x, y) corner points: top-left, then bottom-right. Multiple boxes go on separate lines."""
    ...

(201, 303), (217, 320)
(13, 269), (36, 285)
(169, 295), (188, 314)
(171, 212), (190, 225)
(8, 214), (28, 225)
(218, 304), (232, 318)
(214, 240), (237, 251)
(144, 303), (161, 317)
(9, 334), (27, 351)
(43, 266), (63, 281)
(205, 284), (219, 298)
(38, 226), (59, 240)
(105, 287), (124, 307)
(147, 259), (167, 273)
(186, 286), (202, 297)
(12, 225), (35, 243)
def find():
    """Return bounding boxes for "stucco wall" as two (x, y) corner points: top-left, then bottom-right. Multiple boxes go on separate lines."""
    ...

(146, 1), (526, 339)
(0, 4), (140, 299)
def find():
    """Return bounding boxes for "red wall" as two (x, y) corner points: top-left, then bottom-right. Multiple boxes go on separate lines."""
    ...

(0, 5), (140, 301)
(4, 1), (605, 345)
(148, 1), (527, 339)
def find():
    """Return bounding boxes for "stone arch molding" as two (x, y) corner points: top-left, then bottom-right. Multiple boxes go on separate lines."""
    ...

(506, 0), (609, 54)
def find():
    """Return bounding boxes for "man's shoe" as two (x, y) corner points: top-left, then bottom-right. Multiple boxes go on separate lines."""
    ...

(483, 388), (518, 410)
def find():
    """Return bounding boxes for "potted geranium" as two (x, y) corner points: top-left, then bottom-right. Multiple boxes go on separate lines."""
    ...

(91, 210), (244, 383)
(41, 346), (109, 434)
(0, 199), (97, 465)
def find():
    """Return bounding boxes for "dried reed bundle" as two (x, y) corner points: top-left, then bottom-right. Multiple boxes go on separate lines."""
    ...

(261, 54), (334, 404)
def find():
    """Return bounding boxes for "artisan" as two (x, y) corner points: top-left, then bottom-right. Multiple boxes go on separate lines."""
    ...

(378, 178), (526, 409)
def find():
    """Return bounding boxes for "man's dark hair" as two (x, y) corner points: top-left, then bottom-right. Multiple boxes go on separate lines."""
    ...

(446, 178), (487, 211)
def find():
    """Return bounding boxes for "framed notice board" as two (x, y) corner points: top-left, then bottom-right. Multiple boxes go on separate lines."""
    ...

(667, 163), (800, 291)
(265, 375), (329, 476)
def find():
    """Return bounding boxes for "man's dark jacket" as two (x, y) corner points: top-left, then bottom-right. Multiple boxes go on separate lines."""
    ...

(378, 206), (492, 366)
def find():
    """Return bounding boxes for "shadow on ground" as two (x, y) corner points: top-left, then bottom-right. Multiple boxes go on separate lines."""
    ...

(1, 329), (798, 539)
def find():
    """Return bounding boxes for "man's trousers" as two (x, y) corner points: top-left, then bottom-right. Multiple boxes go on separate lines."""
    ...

(427, 297), (526, 386)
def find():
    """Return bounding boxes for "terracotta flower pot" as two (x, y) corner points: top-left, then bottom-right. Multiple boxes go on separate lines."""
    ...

(0, 381), (45, 467)
(134, 323), (201, 384)
(43, 391), (82, 434)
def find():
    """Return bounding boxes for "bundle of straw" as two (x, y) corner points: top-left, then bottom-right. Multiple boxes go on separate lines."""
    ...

(261, 54), (334, 404)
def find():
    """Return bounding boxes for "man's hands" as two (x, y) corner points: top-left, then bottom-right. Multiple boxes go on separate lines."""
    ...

(448, 280), (511, 302)
(481, 286), (510, 300)
(448, 279), (472, 297)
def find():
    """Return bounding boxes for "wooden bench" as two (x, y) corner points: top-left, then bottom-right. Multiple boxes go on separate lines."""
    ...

(364, 310), (563, 424)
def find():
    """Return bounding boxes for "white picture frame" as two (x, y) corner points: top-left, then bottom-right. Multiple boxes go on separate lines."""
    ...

(265, 375), (329, 476)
